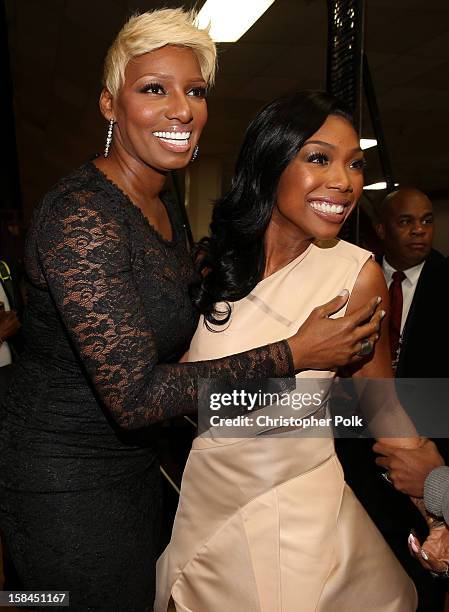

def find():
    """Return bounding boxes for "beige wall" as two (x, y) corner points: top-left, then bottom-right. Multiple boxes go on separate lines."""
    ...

(185, 157), (222, 242)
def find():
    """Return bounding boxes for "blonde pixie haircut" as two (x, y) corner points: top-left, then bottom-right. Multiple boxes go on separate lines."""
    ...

(103, 8), (217, 97)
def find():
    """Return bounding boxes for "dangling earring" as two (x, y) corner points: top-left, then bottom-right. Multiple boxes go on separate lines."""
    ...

(190, 144), (199, 163)
(104, 118), (115, 158)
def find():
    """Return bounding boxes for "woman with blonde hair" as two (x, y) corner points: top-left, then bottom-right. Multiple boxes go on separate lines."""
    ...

(0, 10), (382, 610)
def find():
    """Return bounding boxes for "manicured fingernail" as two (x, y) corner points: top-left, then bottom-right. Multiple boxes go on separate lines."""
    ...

(376, 296), (382, 304)
(408, 534), (419, 554)
(380, 310), (386, 319)
(422, 550), (429, 561)
(373, 334), (379, 341)
(339, 289), (349, 297)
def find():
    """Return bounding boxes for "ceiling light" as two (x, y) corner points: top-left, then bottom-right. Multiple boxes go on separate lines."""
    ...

(197, 0), (276, 42)
(364, 182), (387, 191)
(364, 181), (399, 191)
(360, 138), (377, 150)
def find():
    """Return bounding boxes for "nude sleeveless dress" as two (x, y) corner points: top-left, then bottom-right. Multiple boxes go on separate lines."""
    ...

(155, 239), (417, 612)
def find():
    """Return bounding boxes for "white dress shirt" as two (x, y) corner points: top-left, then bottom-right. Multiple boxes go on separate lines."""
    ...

(382, 257), (425, 334)
(0, 282), (12, 366)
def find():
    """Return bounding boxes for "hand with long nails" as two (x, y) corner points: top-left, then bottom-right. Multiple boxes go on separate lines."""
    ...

(408, 525), (449, 576)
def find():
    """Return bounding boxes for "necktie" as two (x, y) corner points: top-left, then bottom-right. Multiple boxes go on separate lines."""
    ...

(389, 270), (406, 369)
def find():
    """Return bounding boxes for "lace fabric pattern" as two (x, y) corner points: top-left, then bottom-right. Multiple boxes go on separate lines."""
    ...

(0, 161), (293, 609)
(20, 162), (293, 430)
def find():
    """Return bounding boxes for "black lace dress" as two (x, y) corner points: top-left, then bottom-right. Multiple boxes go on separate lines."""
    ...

(0, 162), (293, 611)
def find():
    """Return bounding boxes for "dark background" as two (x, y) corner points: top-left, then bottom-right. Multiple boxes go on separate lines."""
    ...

(2, 0), (449, 248)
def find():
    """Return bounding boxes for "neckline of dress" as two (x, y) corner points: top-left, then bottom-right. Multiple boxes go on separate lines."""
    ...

(87, 160), (179, 248)
(256, 242), (314, 287)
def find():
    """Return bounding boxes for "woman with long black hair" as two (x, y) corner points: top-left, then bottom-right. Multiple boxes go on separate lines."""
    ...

(156, 91), (420, 611)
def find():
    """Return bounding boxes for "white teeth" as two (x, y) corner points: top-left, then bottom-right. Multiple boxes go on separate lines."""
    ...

(158, 138), (189, 146)
(153, 131), (191, 140)
(310, 201), (344, 214)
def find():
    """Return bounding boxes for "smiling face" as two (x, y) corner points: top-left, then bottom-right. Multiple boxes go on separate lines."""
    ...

(377, 189), (433, 271)
(271, 115), (365, 243)
(100, 45), (208, 172)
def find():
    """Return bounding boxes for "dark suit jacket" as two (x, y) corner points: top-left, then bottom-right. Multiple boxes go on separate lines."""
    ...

(396, 249), (449, 378)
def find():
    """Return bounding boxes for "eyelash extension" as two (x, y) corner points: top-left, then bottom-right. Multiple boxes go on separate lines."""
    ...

(138, 83), (207, 98)
(189, 86), (207, 98)
(139, 82), (165, 94)
(352, 158), (367, 169)
(307, 151), (328, 163)
(307, 151), (367, 170)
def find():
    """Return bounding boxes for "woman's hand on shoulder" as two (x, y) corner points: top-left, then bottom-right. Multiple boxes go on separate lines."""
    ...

(287, 285), (385, 371)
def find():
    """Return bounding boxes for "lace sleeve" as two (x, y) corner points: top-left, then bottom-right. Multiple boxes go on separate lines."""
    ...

(36, 193), (293, 429)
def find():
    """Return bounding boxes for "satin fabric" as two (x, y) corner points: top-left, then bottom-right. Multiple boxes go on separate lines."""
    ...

(155, 240), (417, 611)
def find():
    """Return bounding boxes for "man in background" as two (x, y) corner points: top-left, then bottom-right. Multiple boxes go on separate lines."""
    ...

(337, 187), (449, 611)
(375, 187), (449, 377)
(374, 188), (449, 608)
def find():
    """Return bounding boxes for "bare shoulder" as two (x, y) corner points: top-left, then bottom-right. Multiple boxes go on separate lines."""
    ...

(346, 258), (389, 316)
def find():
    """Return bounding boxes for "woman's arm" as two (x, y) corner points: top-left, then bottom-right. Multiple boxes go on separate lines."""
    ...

(344, 258), (391, 377)
(36, 192), (383, 430)
(36, 192), (296, 430)
(345, 259), (449, 571)
(342, 258), (420, 449)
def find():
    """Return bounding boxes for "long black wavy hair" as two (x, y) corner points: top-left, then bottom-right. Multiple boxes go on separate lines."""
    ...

(189, 90), (353, 327)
